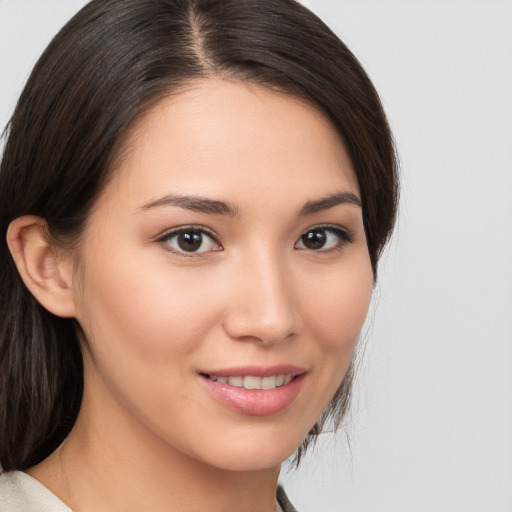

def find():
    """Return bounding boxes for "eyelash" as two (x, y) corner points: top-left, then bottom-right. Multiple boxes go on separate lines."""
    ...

(156, 224), (354, 258)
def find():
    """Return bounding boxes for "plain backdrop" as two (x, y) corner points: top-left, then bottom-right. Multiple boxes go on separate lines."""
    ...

(1, 1), (511, 511)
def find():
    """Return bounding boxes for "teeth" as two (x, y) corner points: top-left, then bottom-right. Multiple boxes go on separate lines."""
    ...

(261, 376), (277, 390)
(243, 376), (261, 389)
(228, 376), (243, 387)
(208, 374), (293, 390)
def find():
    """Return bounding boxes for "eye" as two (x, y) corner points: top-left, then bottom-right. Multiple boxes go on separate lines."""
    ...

(159, 227), (221, 255)
(295, 226), (352, 251)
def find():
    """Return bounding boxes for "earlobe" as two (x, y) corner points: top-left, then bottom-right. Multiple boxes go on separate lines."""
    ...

(6, 215), (77, 318)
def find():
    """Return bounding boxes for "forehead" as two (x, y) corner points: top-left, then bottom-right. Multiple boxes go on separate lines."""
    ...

(99, 78), (359, 211)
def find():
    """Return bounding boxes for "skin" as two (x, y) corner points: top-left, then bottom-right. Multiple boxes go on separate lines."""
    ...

(24, 79), (374, 511)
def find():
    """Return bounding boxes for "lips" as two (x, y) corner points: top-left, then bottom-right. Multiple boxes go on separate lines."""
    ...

(199, 365), (306, 416)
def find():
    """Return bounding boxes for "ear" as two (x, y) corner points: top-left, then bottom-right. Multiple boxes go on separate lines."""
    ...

(6, 215), (76, 318)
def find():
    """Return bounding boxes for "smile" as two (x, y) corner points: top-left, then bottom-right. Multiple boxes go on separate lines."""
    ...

(200, 367), (306, 416)
(205, 374), (293, 390)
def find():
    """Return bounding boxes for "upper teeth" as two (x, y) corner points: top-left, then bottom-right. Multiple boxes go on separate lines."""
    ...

(208, 375), (292, 390)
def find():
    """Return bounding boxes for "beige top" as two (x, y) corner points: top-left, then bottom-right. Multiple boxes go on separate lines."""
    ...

(0, 471), (71, 512)
(0, 471), (298, 512)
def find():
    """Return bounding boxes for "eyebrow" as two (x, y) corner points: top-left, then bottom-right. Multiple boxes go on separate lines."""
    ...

(139, 193), (239, 216)
(138, 190), (361, 217)
(299, 191), (362, 215)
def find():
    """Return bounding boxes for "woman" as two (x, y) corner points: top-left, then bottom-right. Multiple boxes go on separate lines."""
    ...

(0, 0), (398, 510)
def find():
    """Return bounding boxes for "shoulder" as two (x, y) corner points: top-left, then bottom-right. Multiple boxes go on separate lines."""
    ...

(0, 472), (298, 512)
(0, 471), (71, 512)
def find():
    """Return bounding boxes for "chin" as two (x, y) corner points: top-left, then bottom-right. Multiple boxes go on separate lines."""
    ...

(203, 449), (294, 473)
(187, 428), (306, 472)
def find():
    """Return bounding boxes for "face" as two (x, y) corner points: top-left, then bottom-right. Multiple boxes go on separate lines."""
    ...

(71, 79), (373, 472)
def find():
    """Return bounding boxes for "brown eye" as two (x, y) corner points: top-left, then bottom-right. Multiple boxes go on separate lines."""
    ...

(162, 228), (220, 254)
(295, 226), (352, 251)
(300, 229), (327, 250)
(177, 231), (203, 252)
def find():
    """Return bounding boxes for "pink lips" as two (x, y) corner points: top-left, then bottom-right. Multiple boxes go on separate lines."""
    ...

(199, 365), (306, 416)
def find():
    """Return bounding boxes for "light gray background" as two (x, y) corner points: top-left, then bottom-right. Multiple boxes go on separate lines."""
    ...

(1, 1), (511, 511)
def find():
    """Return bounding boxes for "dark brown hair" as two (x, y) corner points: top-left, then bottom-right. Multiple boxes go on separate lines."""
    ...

(0, 0), (398, 471)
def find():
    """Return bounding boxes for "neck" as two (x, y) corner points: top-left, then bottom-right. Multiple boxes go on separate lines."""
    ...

(28, 368), (282, 512)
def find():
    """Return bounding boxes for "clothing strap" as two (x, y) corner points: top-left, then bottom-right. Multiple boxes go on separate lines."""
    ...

(276, 485), (299, 512)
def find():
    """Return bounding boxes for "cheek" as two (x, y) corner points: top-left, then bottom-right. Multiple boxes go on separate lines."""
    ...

(302, 254), (373, 355)
(74, 249), (221, 368)
(284, 252), (373, 432)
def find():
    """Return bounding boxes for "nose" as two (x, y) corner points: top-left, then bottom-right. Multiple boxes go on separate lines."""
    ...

(222, 251), (301, 345)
